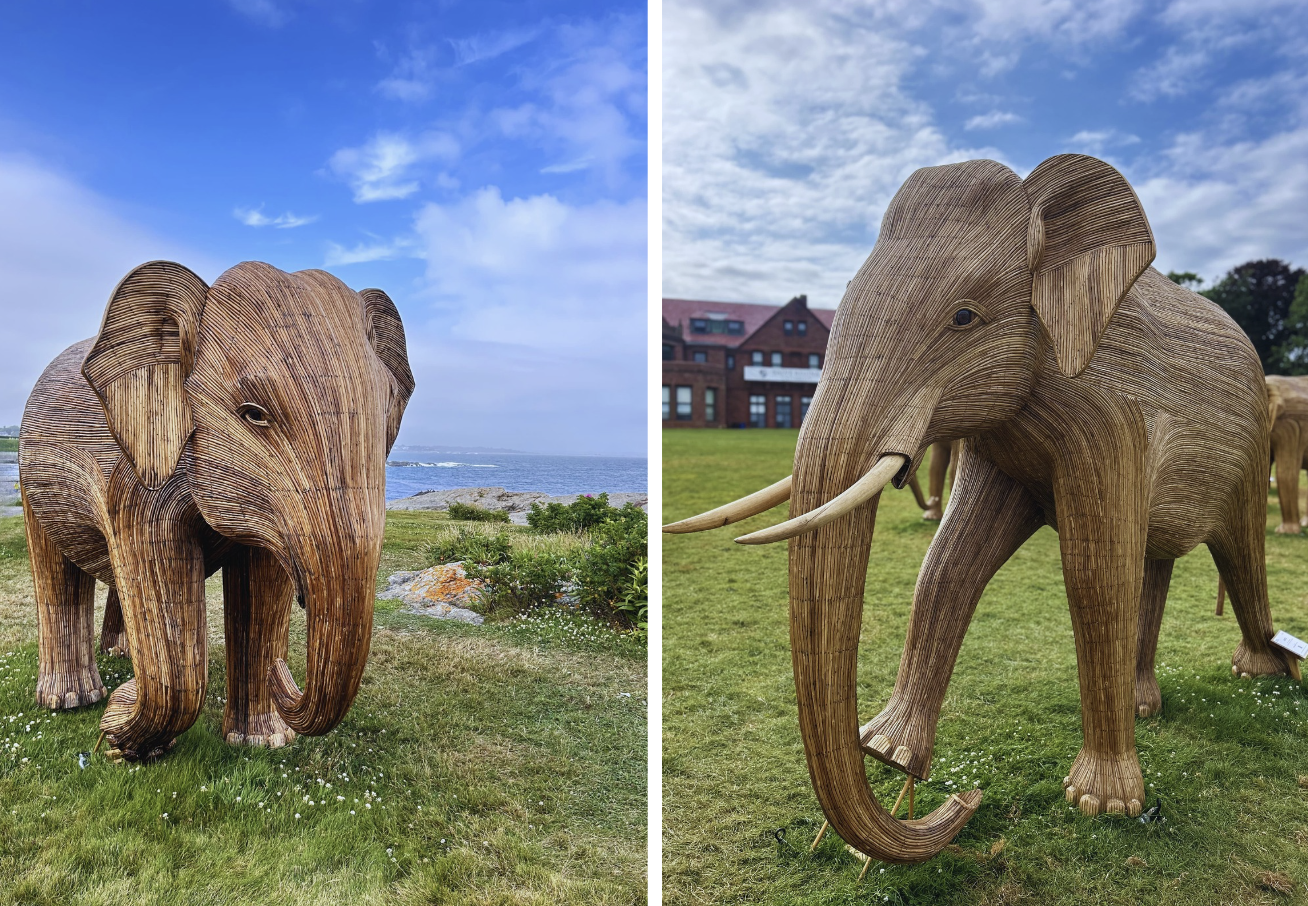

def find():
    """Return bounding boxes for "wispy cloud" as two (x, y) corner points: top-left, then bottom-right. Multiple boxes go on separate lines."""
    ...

(1066, 129), (1141, 155)
(324, 237), (412, 266)
(964, 110), (1023, 130)
(226, 0), (288, 28)
(326, 131), (459, 203)
(450, 27), (538, 66)
(233, 206), (317, 228)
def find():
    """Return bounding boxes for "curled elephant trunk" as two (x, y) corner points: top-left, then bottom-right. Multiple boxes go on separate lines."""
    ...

(787, 453), (979, 863)
(269, 503), (383, 736)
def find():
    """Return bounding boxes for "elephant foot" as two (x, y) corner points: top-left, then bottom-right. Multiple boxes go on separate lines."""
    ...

(1062, 748), (1143, 817)
(859, 704), (936, 779)
(36, 666), (107, 711)
(1275, 522), (1301, 535)
(98, 681), (180, 762)
(922, 497), (942, 522)
(1135, 671), (1162, 718)
(1231, 640), (1292, 678)
(224, 709), (296, 749)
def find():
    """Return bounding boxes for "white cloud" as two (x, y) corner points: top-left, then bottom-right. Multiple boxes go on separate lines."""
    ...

(0, 156), (218, 424)
(1065, 129), (1141, 156)
(326, 132), (459, 203)
(234, 206), (317, 228)
(663, 1), (998, 308)
(450, 27), (539, 66)
(964, 111), (1023, 130)
(324, 238), (412, 266)
(401, 187), (647, 453)
(227, 0), (288, 28)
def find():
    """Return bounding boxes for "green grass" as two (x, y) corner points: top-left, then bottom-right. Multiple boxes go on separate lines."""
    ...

(0, 438), (16, 453)
(663, 429), (1308, 906)
(0, 510), (646, 905)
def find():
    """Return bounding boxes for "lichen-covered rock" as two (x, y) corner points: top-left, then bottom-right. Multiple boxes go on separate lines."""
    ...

(378, 564), (485, 624)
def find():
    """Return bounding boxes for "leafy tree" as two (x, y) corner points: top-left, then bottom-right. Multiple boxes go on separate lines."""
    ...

(1166, 271), (1203, 291)
(1201, 259), (1306, 374)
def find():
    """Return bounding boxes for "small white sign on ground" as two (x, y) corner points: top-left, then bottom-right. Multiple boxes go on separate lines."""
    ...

(1271, 630), (1308, 660)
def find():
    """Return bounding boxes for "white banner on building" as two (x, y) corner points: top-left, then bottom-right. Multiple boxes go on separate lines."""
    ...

(743, 366), (823, 384)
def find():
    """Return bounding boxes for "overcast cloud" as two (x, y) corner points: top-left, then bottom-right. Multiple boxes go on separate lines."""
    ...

(663, 0), (1308, 309)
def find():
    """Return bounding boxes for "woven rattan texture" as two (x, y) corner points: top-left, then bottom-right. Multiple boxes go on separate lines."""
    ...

(667, 154), (1295, 863)
(19, 261), (413, 760)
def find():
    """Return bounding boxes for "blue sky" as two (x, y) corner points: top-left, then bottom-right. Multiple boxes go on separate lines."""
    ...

(663, 0), (1308, 310)
(0, 0), (647, 456)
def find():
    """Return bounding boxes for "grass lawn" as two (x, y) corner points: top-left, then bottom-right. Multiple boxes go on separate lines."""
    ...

(0, 438), (16, 453)
(0, 509), (647, 905)
(663, 428), (1308, 906)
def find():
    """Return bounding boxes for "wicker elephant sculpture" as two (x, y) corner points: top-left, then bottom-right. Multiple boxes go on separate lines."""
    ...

(19, 261), (414, 760)
(665, 154), (1296, 864)
(1266, 375), (1308, 534)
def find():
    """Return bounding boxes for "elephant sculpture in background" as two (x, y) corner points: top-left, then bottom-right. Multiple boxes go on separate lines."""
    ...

(904, 441), (956, 521)
(19, 261), (414, 760)
(665, 154), (1295, 864)
(1266, 375), (1308, 534)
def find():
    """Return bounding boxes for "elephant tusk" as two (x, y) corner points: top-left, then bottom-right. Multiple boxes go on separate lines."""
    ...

(662, 474), (792, 533)
(735, 455), (907, 545)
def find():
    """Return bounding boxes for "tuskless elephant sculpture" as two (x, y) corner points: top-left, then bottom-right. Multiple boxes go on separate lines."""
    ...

(19, 261), (414, 760)
(1266, 375), (1308, 534)
(664, 154), (1296, 864)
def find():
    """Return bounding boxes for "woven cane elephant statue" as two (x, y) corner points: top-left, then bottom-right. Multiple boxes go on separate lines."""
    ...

(1266, 376), (1308, 534)
(665, 154), (1296, 864)
(19, 261), (414, 760)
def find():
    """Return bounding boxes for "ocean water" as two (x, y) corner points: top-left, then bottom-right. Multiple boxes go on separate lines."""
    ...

(0, 453), (648, 504)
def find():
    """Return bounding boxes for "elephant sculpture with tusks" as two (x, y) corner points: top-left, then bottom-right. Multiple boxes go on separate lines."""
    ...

(664, 154), (1296, 864)
(19, 261), (413, 761)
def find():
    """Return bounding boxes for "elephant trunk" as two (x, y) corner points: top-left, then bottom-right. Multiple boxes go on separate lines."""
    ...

(787, 444), (978, 864)
(269, 494), (383, 736)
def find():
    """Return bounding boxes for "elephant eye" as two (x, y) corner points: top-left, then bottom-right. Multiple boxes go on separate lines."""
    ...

(950, 303), (983, 329)
(238, 403), (271, 427)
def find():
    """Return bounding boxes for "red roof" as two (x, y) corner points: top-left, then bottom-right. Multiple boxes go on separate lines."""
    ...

(662, 298), (836, 347)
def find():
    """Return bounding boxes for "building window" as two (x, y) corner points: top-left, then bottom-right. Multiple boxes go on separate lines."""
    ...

(676, 385), (693, 421)
(775, 395), (793, 428)
(662, 386), (671, 421)
(770, 351), (783, 367)
(783, 320), (794, 335)
(690, 316), (746, 335)
(663, 343), (675, 361)
(749, 395), (767, 428)
(726, 354), (735, 370)
(750, 350), (764, 366)
(797, 320), (807, 336)
(808, 353), (820, 369)
(800, 395), (812, 423)
(692, 350), (707, 363)
(705, 387), (717, 422)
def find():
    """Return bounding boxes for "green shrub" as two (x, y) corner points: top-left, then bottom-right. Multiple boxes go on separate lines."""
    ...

(424, 526), (512, 566)
(446, 501), (510, 523)
(573, 505), (648, 628)
(465, 550), (571, 618)
(526, 493), (616, 533)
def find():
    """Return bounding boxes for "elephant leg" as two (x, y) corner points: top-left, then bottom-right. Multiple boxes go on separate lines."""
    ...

(222, 545), (296, 748)
(26, 505), (106, 709)
(921, 441), (952, 521)
(1054, 436), (1147, 818)
(99, 464), (207, 761)
(1134, 559), (1174, 718)
(860, 448), (1042, 780)
(1272, 430), (1302, 533)
(1301, 448), (1308, 528)
(99, 586), (130, 658)
(1209, 488), (1295, 679)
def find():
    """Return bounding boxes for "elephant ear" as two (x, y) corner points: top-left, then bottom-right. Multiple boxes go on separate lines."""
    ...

(82, 261), (208, 489)
(1024, 154), (1156, 377)
(360, 288), (415, 454)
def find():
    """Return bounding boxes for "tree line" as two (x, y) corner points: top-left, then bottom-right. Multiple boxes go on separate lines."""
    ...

(1167, 260), (1308, 375)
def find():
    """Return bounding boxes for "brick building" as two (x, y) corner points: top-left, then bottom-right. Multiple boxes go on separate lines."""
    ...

(662, 294), (834, 428)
